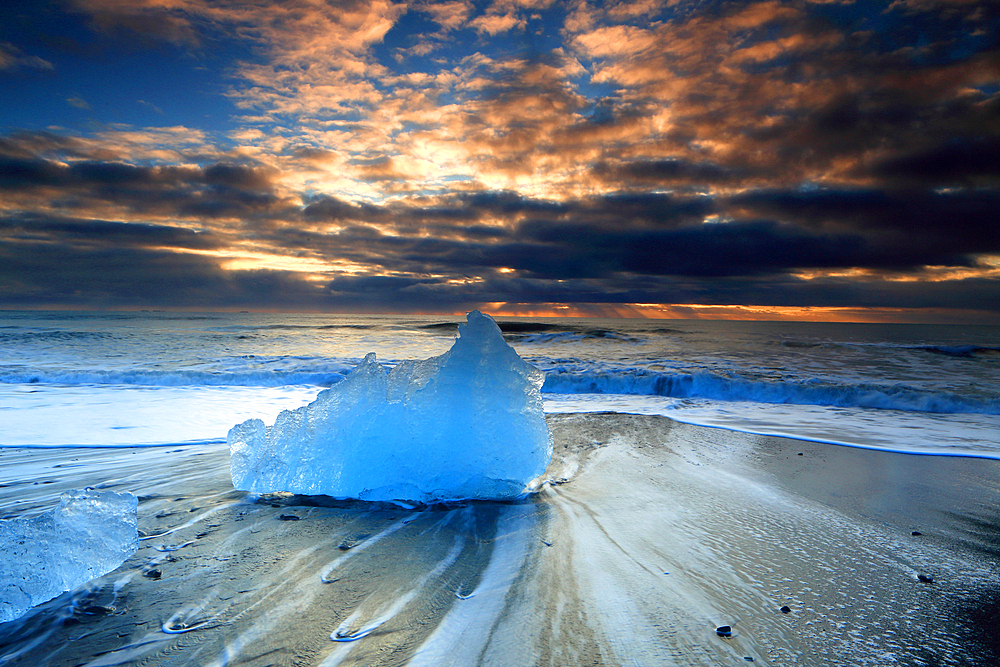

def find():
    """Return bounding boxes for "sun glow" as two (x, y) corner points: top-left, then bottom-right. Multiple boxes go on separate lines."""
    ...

(455, 302), (999, 324)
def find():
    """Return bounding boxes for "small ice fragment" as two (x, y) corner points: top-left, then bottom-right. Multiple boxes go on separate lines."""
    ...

(0, 489), (138, 623)
(228, 311), (554, 502)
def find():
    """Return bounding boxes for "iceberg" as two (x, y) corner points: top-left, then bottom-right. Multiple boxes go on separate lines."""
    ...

(0, 489), (138, 623)
(228, 311), (553, 502)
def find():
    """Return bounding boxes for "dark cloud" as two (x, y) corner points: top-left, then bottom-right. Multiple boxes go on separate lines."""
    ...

(202, 162), (274, 190)
(575, 193), (715, 227)
(868, 138), (1000, 187)
(0, 146), (286, 220)
(0, 153), (273, 193)
(2, 130), (999, 315)
(0, 235), (324, 310)
(1, 212), (222, 250)
(506, 218), (864, 279)
(302, 195), (392, 224)
(0, 155), (67, 188)
(461, 190), (568, 217)
(730, 188), (1000, 259)
(2, 213), (998, 315)
(593, 159), (742, 188)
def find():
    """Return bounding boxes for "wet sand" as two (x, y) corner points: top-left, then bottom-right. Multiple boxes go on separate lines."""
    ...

(1, 414), (999, 666)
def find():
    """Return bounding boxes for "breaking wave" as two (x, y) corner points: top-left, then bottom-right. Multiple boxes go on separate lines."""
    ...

(6, 365), (996, 416)
(541, 370), (1000, 415)
(5, 356), (998, 416)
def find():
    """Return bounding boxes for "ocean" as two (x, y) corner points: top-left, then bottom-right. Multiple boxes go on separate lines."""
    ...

(2, 310), (998, 456)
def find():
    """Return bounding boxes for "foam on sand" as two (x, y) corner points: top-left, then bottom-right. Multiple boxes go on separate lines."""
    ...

(228, 311), (553, 502)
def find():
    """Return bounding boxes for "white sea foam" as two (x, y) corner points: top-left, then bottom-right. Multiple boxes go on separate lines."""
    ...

(0, 385), (318, 447)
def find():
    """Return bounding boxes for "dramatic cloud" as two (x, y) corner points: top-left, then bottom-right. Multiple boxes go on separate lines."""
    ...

(0, 0), (998, 320)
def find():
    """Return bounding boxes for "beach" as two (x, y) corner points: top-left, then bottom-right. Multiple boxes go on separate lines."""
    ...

(2, 413), (998, 666)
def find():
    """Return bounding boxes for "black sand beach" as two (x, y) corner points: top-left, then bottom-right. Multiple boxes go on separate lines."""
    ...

(1, 414), (999, 666)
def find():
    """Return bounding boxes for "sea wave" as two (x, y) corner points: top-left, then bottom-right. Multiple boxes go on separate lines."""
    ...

(510, 330), (641, 344)
(4, 362), (998, 416)
(0, 367), (353, 387)
(0, 330), (122, 343)
(540, 370), (1000, 415)
(420, 320), (644, 343)
(915, 345), (1000, 358)
(774, 340), (1000, 359)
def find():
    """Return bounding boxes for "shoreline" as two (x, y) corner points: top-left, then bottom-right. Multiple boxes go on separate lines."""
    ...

(2, 413), (999, 665)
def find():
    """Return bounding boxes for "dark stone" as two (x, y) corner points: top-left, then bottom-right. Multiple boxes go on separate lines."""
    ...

(918, 574), (935, 583)
(144, 568), (162, 580)
(912, 531), (923, 536)
(278, 514), (300, 521)
(780, 605), (791, 613)
(797, 452), (804, 456)
(716, 625), (732, 637)
(745, 658), (755, 662)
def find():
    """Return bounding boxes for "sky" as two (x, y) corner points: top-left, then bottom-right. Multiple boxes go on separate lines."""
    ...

(1, 0), (999, 322)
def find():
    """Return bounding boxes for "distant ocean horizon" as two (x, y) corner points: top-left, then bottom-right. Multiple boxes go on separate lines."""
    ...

(2, 309), (998, 456)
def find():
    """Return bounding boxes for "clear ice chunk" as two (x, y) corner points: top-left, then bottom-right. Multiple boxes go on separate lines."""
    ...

(0, 489), (138, 623)
(229, 311), (553, 502)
